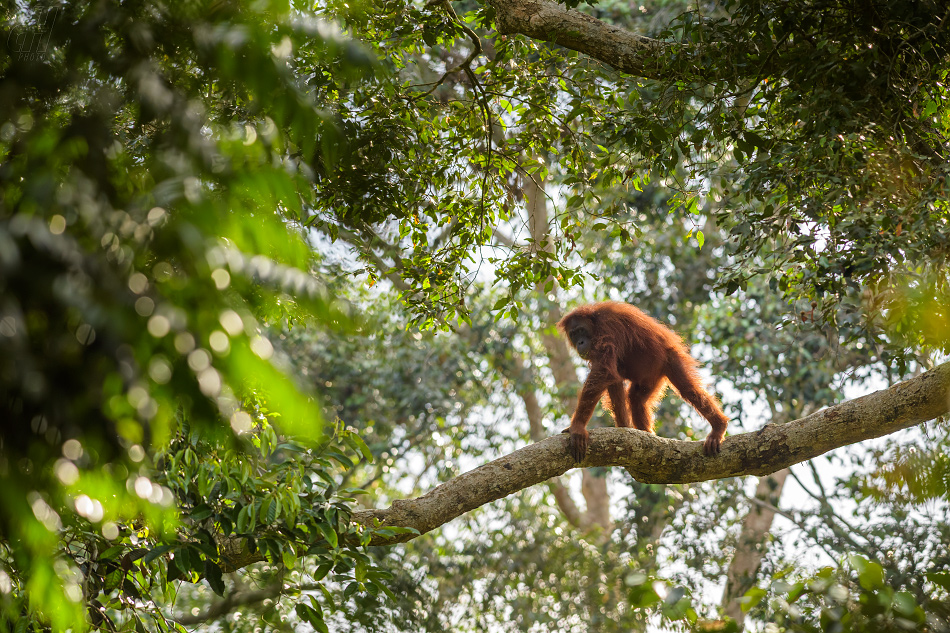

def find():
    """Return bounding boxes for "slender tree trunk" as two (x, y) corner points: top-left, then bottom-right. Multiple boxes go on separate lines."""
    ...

(512, 353), (584, 526)
(720, 404), (815, 626)
(721, 468), (789, 625)
(581, 472), (613, 532)
(523, 163), (614, 533)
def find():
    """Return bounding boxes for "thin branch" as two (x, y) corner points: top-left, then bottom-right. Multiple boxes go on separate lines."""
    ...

(492, 228), (516, 248)
(334, 226), (411, 292)
(745, 496), (841, 566)
(415, 0), (483, 101)
(805, 459), (832, 501)
(788, 465), (874, 554)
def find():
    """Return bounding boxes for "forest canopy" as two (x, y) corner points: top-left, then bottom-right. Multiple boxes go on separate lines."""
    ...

(1, 0), (949, 631)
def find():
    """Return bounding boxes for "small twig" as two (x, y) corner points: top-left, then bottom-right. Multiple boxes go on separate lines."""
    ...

(415, 0), (483, 101)
(788, 467), (873, 555)
(335, 226), (411, 292)
(745, 495), (842, 566)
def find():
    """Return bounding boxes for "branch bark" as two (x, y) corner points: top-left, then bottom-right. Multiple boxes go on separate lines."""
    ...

(489, 0), (681, 80)
(353, 362), (950, 545)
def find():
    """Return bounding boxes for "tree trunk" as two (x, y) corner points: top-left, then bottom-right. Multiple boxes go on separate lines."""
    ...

(524, 162), (614, 533)
(721, 468), (789, 625)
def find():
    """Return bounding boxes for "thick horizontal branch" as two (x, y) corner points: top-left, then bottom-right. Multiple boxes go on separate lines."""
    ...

(175, 582), (281, 626)
(354, 362), (950, 545)
(488, 0), (680, 79)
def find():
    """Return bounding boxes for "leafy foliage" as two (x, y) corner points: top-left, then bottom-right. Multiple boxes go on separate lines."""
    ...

(596, 0), (950, 355)
(744, 555), (941, 632)
(0, 416), (391, 632)
(0, 0), (375, 627)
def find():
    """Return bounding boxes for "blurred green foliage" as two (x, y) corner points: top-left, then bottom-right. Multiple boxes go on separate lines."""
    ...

(0, 0), (375, 628)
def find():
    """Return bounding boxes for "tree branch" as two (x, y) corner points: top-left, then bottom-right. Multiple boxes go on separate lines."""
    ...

(489, 0), (681, 80)
(334, 226), (411, 292)
(415, 0), (484, 100)
(353, 362), (950, 545)
(175, 580), (282, 626)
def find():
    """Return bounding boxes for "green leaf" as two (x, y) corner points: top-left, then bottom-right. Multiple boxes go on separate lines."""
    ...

(893, 591), (918, 617)
(282, 548), (297, 570)
(237, 505), (251, 533)
(142, 544), (175, 565)
(326, 450), (354, 468)
(318, 583), (336, 607)
(315, 522), (339, 549)
(189, 504), (214, 521)
(166, 560), (183, 583)
(127, 548), (149, 562)
(345, 433), (375, 463)
(295, 603), (328, 633)
(99, 546), (125, 561)
(261, 497), (275, 524)
(204, 560), (226, 597)
(373, 526), (419, 537)
(849, 555), (884, 590)
(927, 571), (950, 592)
(313, 563), (333, 581)
(104, 569), (125, 594)
(740, 586), (767, 612)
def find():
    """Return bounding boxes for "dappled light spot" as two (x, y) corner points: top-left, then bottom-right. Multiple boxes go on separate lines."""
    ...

(250, 334), (274, 359)
(209, 330), (230, 354)
(219, 309), (243, 335)
(134, 296), (155, 317)
(230, 411), (254, 434)
(147, 314), (170, 337)
(211, 268), (231, 289)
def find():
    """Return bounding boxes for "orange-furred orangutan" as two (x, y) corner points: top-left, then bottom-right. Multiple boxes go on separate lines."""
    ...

(557, 301), (728, 462)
